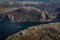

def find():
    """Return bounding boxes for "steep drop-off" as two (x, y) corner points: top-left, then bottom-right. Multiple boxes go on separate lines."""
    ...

(6, 22), (60, 40)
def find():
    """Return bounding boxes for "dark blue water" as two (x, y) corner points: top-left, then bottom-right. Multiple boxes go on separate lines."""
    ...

(0, 18), (60, 40)
(0, 22), (42, 40)
(0, 0), (49, 2)
(18, 0), (48, 2)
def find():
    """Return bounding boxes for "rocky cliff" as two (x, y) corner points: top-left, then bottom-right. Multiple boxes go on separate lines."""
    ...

(0, 2), (60, 22)
(6, 22), (60, 40)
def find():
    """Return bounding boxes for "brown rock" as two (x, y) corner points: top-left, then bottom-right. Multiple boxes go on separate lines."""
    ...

(6, 22), (60, 40)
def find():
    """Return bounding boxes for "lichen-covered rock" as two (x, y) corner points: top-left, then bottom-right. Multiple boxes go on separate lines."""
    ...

(6, 22), (60, 40)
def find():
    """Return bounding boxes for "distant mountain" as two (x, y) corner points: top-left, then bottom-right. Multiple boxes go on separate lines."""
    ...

(0, 2), (60, 22)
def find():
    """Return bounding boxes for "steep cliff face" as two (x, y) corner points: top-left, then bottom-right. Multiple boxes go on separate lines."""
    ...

(1, 8), (58, 22)
(0, 2), (60, 22)
(6, 22), (60, 40)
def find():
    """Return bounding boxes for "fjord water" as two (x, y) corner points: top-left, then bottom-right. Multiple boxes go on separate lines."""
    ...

(0, 0), (48, 2)
(0, 18), (60, 40)
(0, 22), (42, 40)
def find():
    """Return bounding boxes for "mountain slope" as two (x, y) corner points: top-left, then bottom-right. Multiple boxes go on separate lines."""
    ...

(0, 2), (60, 22)
(6, 22), (60, 40)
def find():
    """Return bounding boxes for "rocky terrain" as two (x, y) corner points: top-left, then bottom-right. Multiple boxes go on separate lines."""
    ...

(0, 1), (60, 40)
(0, 2), (60, 22)
(6, 22), (60, 40)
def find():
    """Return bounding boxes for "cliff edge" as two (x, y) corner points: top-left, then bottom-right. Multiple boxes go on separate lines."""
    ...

(6, 22), (60, 40)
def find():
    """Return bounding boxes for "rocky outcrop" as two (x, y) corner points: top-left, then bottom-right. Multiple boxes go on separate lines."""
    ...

(0, 2), (60, 22)
(6, 22), (60, 40)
